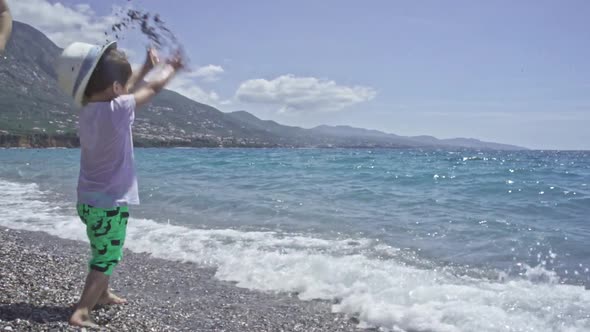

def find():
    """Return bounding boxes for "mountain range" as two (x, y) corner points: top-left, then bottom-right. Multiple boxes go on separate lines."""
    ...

(0, 21), (525, 150)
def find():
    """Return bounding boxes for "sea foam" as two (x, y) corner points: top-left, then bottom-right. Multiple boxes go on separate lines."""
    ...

(1, 179), (589, 332)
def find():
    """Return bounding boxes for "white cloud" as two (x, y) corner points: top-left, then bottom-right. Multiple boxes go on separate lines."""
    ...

(235, 75), (376, 113)
(8, 0), (119, 47)
(168, 73), (231, 108)
(187, 64), (225, 82)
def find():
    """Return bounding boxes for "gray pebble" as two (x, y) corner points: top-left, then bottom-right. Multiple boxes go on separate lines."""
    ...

(0, 227), (360, 331)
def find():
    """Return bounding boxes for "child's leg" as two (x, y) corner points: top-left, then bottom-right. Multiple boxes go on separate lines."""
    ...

(70, 204), (129, 326)
(69, 270), (109, 327)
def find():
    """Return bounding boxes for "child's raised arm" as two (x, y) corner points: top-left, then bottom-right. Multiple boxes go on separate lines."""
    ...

(0, 0), (12, 53)
(126, 48), (159, 92)
(133, 55), (183, 108)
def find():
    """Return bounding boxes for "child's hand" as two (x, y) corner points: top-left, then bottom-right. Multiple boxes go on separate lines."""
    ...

(134, 52), (185, 108)
(144, 47), (160, 70)
(166, 53), (184, 71)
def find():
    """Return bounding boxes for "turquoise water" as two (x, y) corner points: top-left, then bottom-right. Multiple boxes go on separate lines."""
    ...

(1, 148), (589, 331)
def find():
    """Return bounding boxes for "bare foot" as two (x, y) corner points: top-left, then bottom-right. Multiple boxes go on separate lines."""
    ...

(98, 290), (127, 305)
(69, 308), (98, 328)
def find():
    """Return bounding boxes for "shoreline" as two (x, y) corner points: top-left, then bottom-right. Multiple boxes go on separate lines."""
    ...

(0, 227), (359, 331)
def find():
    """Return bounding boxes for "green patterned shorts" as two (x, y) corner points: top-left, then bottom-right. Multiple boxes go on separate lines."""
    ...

(77, 204), (129, 276)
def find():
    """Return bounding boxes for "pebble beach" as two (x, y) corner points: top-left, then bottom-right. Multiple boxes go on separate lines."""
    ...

(0, 227), (360, 331)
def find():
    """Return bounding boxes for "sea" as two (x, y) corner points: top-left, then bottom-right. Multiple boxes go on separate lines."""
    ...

(0, 148), (589, 332)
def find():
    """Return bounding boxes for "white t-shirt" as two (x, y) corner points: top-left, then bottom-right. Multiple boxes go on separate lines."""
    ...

(77, 94), (139, 208)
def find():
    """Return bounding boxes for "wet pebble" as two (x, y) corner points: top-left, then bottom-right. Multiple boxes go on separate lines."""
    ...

(0, 227), (359, 331)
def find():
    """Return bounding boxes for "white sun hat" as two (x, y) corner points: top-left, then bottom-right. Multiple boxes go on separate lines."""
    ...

(56, 41), (117, 107)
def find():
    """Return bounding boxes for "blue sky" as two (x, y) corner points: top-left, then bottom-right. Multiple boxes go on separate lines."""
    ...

(9, 0), (590, 149)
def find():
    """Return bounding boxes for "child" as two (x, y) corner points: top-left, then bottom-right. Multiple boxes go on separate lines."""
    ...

(56, 41), (183, 327)
(0, 0), (11, 53)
